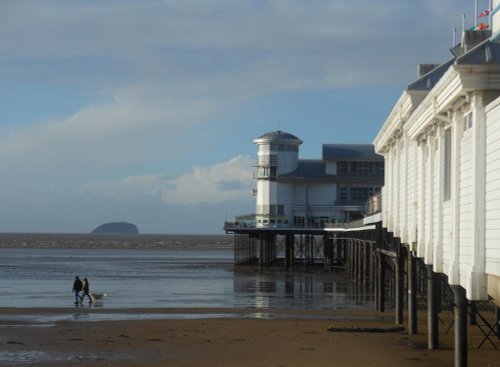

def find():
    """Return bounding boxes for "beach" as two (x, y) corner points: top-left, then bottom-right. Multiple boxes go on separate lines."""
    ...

(1, 307), (499, 367)
(0, 235), (498, 366)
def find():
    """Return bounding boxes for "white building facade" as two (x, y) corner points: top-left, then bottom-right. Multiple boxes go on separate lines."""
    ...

(253, 130), (383, 228)
(374, 24), (500, 302)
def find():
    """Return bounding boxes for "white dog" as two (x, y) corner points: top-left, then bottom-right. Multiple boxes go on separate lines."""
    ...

(90, 293), (107, 302)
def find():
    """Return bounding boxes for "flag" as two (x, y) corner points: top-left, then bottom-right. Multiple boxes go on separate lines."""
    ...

(479, 9), (490, 18)
(469, 23), (489, 31)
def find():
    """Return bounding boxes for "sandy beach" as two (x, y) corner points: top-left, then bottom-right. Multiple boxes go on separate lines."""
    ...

(1, 307), (498, 367)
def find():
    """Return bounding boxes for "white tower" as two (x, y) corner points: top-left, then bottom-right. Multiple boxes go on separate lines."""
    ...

(253, 131), (302, 227)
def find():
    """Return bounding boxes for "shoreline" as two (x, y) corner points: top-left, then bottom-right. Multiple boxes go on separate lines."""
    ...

(1, 307), (498, 367)
(0, 307), (392, 326)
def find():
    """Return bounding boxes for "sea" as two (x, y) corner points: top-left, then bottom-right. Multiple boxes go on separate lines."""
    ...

(0, 233), (373, 310)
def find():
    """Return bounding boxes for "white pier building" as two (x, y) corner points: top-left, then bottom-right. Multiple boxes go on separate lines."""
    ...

(374, 11), (500, 305)
(252, 130), (383, 228)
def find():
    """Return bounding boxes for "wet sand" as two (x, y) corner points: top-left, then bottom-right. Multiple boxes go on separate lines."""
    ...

(0, 307), (498, 367)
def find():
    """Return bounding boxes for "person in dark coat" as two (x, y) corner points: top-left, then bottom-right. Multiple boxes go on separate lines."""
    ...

(81, 277), (92, 304)
(72, 276), (83, 304)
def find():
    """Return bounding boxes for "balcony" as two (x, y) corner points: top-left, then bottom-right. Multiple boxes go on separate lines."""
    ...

(334, 199), (366, 207)
(257, 155), (278, 166)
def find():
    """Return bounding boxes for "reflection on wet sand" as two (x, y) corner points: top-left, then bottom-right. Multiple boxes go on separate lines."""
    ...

(233, 271), (373, 310)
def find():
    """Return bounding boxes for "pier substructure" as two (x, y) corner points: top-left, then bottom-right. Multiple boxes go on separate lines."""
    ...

(234, 234), (258, 265)
(408, 251), (418, 335)
(451, 285), (468, 367)
(427, 265), (441, 350)
(227, 222), (497, 367)
(258, 233), (277, 269)
(284, 233), (294, 271)
(228, 227), (329, 271)
(376, 250), (385, 312)
(394, 244), (404, 325)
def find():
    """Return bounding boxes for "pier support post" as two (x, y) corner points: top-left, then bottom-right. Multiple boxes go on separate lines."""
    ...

(469, 301), (477, 326)
(451, 285), (468, 367)
(348, 239), (354, 279)
(359, 240), (363, 284)
(408, 251), (418, 335)
(285, 234), (294, 271)
(258, 235), (264, 270)
(496, 306), (500, 336)
(363, 242), (369, 287)
(395, 253), (404, 325)
(323, 235), (333, 271)
(377, 252), (385, 312)
(427, 265), (440, 350)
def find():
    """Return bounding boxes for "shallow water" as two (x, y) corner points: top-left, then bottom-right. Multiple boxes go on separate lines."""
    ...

(0, 235), (372, 310)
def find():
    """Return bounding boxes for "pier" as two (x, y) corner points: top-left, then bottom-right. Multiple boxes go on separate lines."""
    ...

(225, 209), (500, 367)
(225, 7), (500, 366)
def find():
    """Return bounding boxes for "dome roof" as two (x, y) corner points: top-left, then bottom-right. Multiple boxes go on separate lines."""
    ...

(254, 130), (302, 144)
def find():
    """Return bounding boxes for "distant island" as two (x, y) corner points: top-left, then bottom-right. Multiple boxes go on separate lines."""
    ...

(91, 222), (139, 234)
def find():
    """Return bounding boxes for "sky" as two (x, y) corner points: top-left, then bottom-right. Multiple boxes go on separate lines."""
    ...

(0, 0), (488, 234)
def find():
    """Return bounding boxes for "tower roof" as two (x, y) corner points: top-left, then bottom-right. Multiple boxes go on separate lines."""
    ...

(254, 130), (303, 145)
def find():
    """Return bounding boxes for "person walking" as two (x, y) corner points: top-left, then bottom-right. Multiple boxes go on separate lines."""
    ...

(72, 276), (83, 304)
(81, 277), (92, 304)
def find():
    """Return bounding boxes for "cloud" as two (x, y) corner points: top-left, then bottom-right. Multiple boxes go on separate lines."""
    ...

(1, 0), (464, 88)
(0, 0), (476, 233)
(75, 155), (255, 205)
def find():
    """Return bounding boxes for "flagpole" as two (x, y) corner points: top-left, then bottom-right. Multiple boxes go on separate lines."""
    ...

(489, 0), (493, 28)
(475, 0), (478, 27)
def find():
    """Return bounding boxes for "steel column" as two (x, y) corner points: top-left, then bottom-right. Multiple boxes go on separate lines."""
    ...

(427, 265), (440, 350)
(394, 254), (404, 325)
(408, 251), (418, 335)
(451, 285), (468, 367)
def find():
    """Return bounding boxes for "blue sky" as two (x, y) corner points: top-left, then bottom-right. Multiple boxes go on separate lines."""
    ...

(0, 0), (487, 233)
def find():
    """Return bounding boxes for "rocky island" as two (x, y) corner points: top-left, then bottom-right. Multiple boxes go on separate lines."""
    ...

(91, 222), (139, 234)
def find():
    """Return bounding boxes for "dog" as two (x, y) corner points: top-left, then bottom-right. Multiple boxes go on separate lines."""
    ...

(90, 293), (107, 303)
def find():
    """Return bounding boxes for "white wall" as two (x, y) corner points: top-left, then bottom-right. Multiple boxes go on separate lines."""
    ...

(376, 91), (496, 299)
(325, 162), (337, 175)
(486, 97), (500, 276)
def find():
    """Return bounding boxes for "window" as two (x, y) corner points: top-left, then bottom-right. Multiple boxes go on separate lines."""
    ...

(358, 162), (369, 176)
(339, 187), (348, 201)
(463, 111), (473, 132)
(443, 128), (451, 201)
(351, 162), (358, 176)
(338, 162), (348, 175)
(351, 187), (370, 202)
